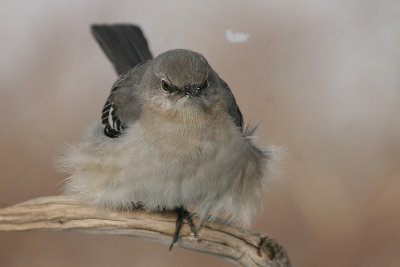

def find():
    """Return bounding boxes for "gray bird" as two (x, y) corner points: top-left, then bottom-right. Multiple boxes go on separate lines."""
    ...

(58, 24), (275, 250)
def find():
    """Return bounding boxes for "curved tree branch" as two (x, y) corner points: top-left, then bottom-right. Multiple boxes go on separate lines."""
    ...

(0, 196), (291, 267)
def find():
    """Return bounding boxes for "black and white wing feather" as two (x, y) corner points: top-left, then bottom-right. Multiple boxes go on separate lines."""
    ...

(101, 100), (125, 138)
(101, 74), (128, 138)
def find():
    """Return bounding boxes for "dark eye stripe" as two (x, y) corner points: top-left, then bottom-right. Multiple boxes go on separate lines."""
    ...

(200, 79), (208, 89)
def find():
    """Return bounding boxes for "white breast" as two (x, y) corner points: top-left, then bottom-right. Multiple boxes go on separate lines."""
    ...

(61, 111), (270, 226)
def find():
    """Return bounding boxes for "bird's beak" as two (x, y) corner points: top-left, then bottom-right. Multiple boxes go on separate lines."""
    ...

(184, 85), (200, 97)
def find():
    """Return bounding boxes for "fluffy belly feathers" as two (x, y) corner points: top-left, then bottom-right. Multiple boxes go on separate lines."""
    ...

(61, 117), (269, 226)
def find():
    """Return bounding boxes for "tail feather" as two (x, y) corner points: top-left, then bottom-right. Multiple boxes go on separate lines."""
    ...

(91, 24), (153, 75)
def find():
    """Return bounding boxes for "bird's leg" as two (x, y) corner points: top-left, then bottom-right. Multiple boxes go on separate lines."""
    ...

(169, 206), (184, 251)
(169, 206), (198, 251)
(183, 209), (198, 236)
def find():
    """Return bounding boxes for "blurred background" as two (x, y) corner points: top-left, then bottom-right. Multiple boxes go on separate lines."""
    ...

(1, 0), (399, 266)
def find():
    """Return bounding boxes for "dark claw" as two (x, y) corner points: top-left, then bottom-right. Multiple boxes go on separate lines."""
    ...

(183, 210), (198, 237)
(169, 206), (198, 251)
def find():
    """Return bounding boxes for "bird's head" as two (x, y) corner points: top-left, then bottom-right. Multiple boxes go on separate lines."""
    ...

(143, 49), (222, 119)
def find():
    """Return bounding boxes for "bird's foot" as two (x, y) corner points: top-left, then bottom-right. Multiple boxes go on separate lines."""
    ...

(169, 206), (198, 251)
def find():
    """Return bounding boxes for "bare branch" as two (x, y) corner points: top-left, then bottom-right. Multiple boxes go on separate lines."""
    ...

(0, 196), (291, 267)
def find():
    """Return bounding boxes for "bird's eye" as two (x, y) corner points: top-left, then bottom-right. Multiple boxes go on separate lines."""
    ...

(161, 79), (169, 91)
(161, 79), (175, 93)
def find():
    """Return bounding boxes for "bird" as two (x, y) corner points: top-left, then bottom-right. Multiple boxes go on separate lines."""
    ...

(58, 24), (275, 250)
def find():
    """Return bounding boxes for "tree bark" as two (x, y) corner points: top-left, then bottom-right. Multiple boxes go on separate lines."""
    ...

(0, 196), (291, 267)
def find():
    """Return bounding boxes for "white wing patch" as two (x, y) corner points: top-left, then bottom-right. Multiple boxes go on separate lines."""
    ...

(108, 106), (115, 129)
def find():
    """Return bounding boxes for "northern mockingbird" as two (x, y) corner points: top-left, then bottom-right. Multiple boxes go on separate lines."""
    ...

(59, 24), (275, 250)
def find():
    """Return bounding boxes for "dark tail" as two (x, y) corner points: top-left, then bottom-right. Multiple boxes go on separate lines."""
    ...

(91, 24), (153, 75)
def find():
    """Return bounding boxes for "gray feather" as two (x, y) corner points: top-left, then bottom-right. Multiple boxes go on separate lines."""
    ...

(91, 24), (153, 75)
(101, 63), (149, 137)
(217, 76), (244, 131)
